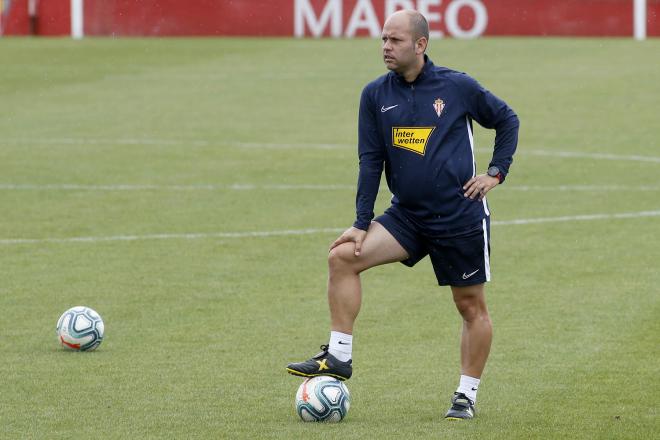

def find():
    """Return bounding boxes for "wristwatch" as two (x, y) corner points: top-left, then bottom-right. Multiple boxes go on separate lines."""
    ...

(487, 166), (503, 184)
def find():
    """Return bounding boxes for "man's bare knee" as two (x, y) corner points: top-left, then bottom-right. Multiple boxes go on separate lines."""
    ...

(328, 243), (359, 274)
(453, 294), (490, 323)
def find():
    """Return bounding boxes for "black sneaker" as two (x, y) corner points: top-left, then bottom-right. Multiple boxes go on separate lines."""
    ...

(286, 344), (352, 381)
(445, 392), (476, 420)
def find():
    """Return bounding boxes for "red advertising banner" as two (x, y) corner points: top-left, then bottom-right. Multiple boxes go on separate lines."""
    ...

(2, 0), (659, 37)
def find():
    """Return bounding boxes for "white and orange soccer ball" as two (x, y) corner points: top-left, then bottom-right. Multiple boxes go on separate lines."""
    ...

(56, 306), (105, 351)
(295, 376), (351, 422)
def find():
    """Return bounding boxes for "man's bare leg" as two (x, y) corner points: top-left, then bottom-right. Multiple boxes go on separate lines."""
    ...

(451, 284), (492, 379)
(327, 221), (409, 334)
(444, 283), (492, 419)
(445, 283), (492, 419)
(286, 221), (408, 380)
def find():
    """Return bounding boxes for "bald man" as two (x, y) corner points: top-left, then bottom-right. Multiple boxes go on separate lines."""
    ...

(287, 10), (519, 420)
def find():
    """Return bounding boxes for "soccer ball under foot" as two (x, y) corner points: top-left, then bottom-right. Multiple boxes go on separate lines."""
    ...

(295, 376), (351, 422)
(56, 306), (105, 351)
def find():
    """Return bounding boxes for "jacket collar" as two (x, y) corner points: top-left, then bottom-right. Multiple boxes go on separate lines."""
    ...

(392, 55), (434, 85)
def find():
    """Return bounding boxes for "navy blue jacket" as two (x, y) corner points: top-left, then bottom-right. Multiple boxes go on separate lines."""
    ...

(353, 56), (519, 233)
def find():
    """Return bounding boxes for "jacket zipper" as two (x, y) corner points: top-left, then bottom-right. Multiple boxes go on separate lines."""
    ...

(411, 84), (416, 124)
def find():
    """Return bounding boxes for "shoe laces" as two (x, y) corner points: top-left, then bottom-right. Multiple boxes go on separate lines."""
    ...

(453, 393), (475, 407)
(312, 344), (330, 359)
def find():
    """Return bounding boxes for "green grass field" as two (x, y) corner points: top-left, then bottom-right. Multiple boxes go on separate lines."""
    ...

(1, 37), (659, 439)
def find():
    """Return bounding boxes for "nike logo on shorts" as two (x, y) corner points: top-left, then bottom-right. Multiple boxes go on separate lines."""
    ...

(462, 269), (480, 279)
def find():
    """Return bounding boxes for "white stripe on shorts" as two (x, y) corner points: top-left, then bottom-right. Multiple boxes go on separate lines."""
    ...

(483, 218), (491, 281)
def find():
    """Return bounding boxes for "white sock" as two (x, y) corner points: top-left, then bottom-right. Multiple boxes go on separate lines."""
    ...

(456, 375), (480, 403)
(328, 331), (353, 362)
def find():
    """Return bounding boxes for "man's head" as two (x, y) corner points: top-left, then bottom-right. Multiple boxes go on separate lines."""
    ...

(381, 10), (429, 74)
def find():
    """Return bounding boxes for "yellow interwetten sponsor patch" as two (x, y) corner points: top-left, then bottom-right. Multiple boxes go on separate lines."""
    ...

(392, 127), (435, 155)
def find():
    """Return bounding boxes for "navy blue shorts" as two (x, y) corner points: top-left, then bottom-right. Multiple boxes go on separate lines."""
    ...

(374, 206), (491, 287)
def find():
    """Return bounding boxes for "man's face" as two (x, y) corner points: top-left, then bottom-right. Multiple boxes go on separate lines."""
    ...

(381, 15), (418, 73)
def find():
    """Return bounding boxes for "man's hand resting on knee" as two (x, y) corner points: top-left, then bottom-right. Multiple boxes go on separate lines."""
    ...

(330, 227), (368, 256)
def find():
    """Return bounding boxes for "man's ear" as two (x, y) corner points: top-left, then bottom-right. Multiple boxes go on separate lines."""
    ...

(416, 37), (428, 55)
